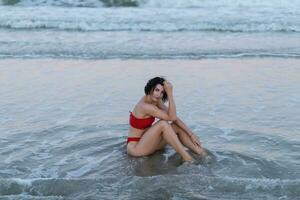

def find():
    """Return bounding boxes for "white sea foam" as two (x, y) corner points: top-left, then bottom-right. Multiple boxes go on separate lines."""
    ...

(10, 178), (33, 187)
(16, 0), (103, 7)
(218, 127), (236, 141)
(66, 161), (97, 178)
(2, 0), (300, 9)
(0, 4), (300, 59)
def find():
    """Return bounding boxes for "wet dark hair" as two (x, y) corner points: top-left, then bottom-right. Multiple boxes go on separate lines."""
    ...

(144, 77), (168, 102)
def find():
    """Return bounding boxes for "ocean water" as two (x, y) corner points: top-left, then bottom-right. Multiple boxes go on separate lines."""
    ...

(0, 0), (300, 59)
(1, 58), (300, 200)
(0, 0), (300, 199)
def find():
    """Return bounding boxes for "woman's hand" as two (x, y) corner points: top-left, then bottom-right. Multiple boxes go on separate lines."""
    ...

(190, 134), (202, 147)
(163, 80), (173, 95)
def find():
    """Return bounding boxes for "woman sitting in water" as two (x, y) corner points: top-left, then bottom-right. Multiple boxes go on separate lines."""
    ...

(127, 77), (207, 162)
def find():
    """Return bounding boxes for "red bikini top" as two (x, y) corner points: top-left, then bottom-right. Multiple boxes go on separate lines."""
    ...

(129, 111), (155, 129)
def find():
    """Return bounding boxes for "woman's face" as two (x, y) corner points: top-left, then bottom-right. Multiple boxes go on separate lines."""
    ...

(151, 84), (164, 102)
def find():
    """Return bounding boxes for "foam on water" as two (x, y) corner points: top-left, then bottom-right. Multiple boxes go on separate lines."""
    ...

(0, 175), (299, 199)
(1, 0), (300, 8)
(0, 6), (299, 32)
(0, 30), (299, 59)
(0, 1), (299, 59)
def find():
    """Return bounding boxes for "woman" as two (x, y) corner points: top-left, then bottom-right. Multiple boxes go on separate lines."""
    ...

(127, 77), (207, 163)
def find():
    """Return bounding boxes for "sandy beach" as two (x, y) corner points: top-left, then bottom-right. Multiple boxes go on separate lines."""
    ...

(1, 57), (299, 138)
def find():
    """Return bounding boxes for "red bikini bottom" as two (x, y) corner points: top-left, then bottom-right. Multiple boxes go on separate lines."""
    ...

(127, 137), (141, 144)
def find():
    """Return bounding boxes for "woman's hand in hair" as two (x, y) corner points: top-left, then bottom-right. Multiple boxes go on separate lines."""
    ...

(163, 80), (173, 95)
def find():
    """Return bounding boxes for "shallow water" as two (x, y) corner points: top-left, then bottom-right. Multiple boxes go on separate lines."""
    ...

(0, 58), (299, 199)
(1, 0), (300, 199)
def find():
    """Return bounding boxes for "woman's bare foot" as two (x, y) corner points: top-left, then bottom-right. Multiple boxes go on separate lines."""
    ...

(195, 147), (208, 157)
(182, 158), (196, 165)
(183, 155), (193, 162)
(200, 149), (208, 157)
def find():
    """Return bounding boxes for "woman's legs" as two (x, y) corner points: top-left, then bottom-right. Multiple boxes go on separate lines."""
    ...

(127, 120), (193, 162)
(155, 137), (167, 151)
(171, 123), (207, 156)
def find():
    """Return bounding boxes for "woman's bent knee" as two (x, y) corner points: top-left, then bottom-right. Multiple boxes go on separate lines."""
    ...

(157, 120), (169, 126)
(157, 120), (172, 130)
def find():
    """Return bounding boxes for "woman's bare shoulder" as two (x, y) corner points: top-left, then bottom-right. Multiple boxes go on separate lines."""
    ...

(131, 101), (152, 116)
(135, 102), (158, 118)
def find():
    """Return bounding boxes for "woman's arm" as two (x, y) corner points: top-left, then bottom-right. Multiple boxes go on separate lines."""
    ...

(142, 103), (176, 121)
(158, 99), (202, 147)
(157, 99), (190, 135)
(175, 117), (202, 147)
(166, 92), (177, 121)
(173, 117), (194, 137)
(164, 80), (177, 121)
(143, 81), (177, 121)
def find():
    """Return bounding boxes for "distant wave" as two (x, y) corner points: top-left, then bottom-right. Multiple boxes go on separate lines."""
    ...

(1, 52), (300, 59)
(1, 4), (299, 33)
(1, 0), (300, 8)
(0, 20), (299, 33)
(1, 0), (138, 7)
(1, 2), (299, 60)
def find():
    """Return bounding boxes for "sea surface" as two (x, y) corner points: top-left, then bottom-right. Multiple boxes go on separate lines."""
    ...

(0, 0), (300, 200)
(0, 0), (300, 59)
(1, 58), (300, 200)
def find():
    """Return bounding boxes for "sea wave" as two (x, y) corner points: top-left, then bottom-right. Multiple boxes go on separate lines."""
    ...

(1, 0), (300, 8)
(0, 5), (299, 33)
(0, 176), (299, 199)
(1, 19), (299, 33)
(1, 51), (300, 59)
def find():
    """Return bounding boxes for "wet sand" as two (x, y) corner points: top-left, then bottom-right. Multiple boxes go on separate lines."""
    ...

(1, 58), (300, 199)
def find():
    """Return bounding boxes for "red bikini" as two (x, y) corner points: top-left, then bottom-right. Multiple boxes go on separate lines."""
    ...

(129, 111), (155, 129)
(127, 111), (155, 144)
